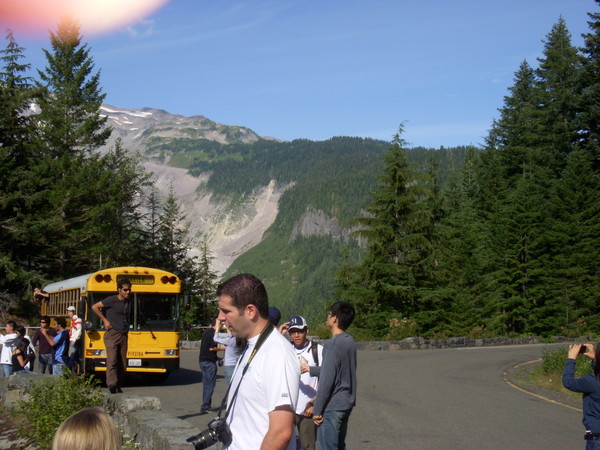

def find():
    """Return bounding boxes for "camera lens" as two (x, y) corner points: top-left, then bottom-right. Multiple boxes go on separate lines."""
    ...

(186, 429), (218, 450)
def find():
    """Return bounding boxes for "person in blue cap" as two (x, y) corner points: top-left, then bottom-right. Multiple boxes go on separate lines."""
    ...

(268, 306), (281, 326)
(286, 315), (323, 450)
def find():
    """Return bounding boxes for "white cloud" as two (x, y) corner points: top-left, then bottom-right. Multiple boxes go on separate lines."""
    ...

(127, 19), (155, 39)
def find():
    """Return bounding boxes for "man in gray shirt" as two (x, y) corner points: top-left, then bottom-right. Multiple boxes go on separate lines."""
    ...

(312, 301), (356, 450)
(91, 278), (131, 394)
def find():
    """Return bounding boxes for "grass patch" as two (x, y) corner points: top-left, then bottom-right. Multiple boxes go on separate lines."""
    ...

(516, 346), (594, 401)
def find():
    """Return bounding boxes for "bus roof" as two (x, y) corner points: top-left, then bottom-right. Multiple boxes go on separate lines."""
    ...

(44, 273), (93, 293)
(43, 267), (180, 294)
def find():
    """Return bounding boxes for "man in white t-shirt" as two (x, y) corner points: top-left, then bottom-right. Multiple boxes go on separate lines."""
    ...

(217, 274), (300, 450)
(286, 315), (323, 450)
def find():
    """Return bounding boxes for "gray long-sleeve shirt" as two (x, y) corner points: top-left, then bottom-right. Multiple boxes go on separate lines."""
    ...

(313, 332), (357, 416)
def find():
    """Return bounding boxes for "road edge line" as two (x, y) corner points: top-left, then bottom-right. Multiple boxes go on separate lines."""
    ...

(503, 359), (582, 413)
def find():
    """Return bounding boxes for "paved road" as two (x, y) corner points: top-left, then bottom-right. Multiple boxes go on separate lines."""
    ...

(122, 344), (585, 449)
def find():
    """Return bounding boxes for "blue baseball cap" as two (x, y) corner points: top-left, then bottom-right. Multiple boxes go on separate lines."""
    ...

(268, 306), (281, 325)
(288, 315), (308, 331)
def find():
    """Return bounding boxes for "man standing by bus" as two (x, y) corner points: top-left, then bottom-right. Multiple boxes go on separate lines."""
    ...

(91, 279), (132, 394)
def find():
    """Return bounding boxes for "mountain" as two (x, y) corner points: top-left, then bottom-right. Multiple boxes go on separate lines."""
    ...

(99, 105), (283, 274)
(98, 105), (471, 324)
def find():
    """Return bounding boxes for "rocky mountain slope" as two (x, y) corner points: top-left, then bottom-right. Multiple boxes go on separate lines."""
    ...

(99, 105), (285, 274)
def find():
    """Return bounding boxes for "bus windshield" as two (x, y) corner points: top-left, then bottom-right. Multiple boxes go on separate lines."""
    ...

(134, 293), (179, 331)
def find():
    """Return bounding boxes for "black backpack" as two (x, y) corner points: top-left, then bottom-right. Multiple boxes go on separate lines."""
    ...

(310, 340), (319, 366)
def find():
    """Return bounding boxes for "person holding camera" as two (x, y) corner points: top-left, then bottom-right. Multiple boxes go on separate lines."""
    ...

(563, 343), (600, 448)
(214, 274), (299, 450)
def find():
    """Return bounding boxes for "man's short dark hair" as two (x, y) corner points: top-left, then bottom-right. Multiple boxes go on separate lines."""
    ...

(330, 301), (355, 331)
(117, 278), (131, 290)
(41, 315), (50, 323)
(216, 274), (269, 318)
(55, 317), (67, 328)
(5, 320), (16, 329)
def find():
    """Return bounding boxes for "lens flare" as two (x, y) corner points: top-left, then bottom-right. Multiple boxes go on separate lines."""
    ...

(0, 0), (170, 37)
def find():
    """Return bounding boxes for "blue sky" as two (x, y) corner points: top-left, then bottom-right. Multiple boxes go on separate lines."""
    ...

(10, 0), (596, 148)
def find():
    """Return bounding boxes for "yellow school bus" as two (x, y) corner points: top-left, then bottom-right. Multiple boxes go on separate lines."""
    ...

(42, 267), (181, 381)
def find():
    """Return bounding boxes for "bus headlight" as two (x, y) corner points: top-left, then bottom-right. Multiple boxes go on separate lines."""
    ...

(86, 349), (106, 357)
(164, 349), (178, 356)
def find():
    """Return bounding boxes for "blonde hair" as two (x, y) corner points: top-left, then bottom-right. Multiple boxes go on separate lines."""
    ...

(52, 407), (121, 450)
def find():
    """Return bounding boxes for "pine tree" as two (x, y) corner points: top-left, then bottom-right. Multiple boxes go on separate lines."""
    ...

(0, 30), (43, 292)
(579, 1), (600, 171)
(182, 238), (219, 326)
(157, 185), (191, 274)
(90, 139), (153, 267)
(338, 127), (442, 329)
(36, 19), (110, 157)
(534, 17), (583, 173)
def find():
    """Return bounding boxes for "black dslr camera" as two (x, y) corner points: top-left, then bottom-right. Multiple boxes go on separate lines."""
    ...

(187, 417), (232, 449)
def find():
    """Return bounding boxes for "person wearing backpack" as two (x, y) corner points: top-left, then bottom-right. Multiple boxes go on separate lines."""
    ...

(286, 315), (323, 450)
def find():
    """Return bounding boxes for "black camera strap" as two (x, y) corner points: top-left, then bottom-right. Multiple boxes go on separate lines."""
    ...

(215, 322), (275, 420)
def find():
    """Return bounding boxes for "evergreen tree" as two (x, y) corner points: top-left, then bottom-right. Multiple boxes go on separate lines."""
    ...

(338, 127), (442, 329)
(157, 185), (191, 274)
(534, 17), (583, 173)
(0, 30), (42, 292)
(36, 19), (110, 157)
(91, 139), (153, 267)
(182, 238), (219, 326)
(547, 150), (600, 332)
(579, 1), (600, 171)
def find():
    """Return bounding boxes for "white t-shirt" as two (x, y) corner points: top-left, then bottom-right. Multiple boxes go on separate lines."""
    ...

(0, 333), (18, 365)
(293, 340), (323, 415)
(225, 327), (300, 450)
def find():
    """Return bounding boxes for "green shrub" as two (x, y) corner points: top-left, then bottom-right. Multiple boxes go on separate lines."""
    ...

(540, 347), (593, 377)
(386, 317), (419, 340)
(13, 371), (104, 449)
(313, 324), (331, 339)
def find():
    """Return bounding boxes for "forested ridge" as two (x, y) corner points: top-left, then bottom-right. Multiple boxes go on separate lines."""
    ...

(334, 12), (600, 339)
(225, 9), (600, 339)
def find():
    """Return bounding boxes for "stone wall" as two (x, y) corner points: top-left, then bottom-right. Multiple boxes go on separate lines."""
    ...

(182, 335), (578, 351)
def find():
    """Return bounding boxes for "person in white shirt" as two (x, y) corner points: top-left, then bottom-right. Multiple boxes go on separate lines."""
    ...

(66, 306), (82, 370)
(213, 328), (245, 385)
(217, 273), (300, 450)
(283, 315), (323, 450)
(0, 320), (18, 377)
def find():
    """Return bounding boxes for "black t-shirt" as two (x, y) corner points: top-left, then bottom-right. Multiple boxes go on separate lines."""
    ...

(199, 328), (217, 363)
(101, 294), (131, 334)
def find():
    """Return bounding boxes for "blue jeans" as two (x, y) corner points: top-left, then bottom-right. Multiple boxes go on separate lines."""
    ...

(587, 437), (600, 450)
(224, 365), (235, 385)
(39, 353), (53, 374)
(316, 410), (351, 450)
(1, 363), (13, 377)
(67, 343), (80, 370)
(200, 361), (217, 410)
(53, 363), (65, 376)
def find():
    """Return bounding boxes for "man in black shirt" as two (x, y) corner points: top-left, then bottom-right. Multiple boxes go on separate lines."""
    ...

(91, 278), (132, 394)
(199, 317), (219, 414)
